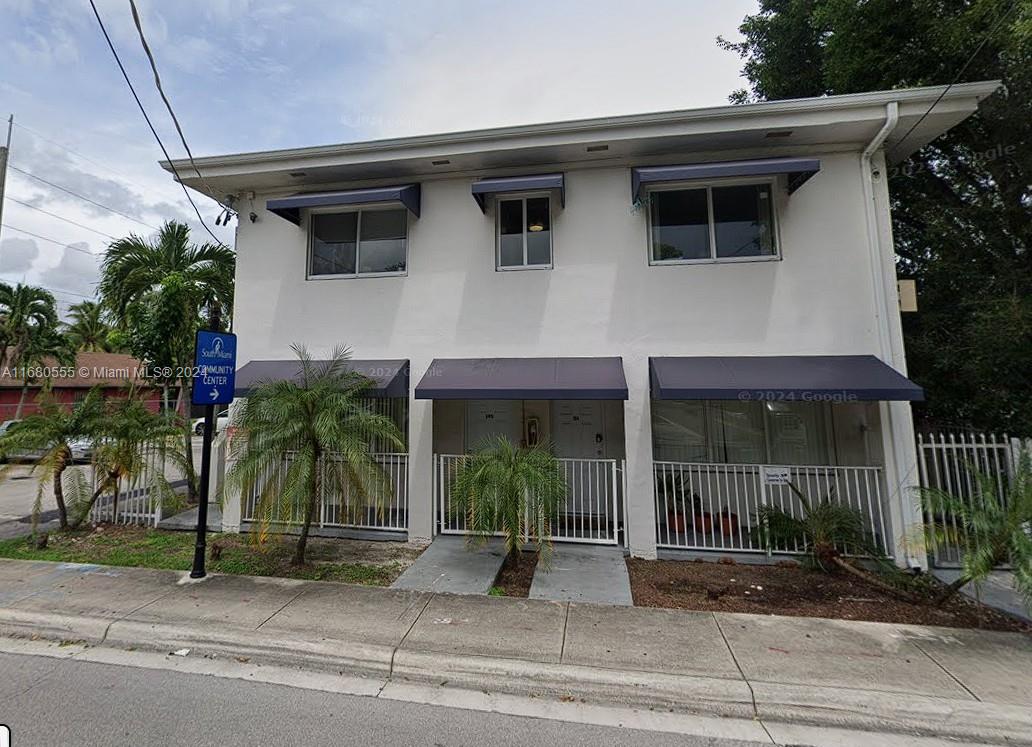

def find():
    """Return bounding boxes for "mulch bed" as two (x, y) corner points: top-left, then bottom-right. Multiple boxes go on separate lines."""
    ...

(627, 557), (1030, 632)
(492, 551), (539, 597)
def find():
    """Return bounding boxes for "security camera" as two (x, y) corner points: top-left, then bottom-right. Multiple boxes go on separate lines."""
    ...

(249, 211), (258, 223)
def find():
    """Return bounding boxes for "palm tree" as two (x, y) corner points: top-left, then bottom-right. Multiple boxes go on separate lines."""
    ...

(12, 328), (75, 419)
(755, 483), (918, 601)
(450, 437), (567, 566)
(918, 453), (1032, 612)
(0, 282), (60, 371)
(226, 344), (404, 565)
(0, 388), (104, 529)
(99, 221), (235, 499)
(64, 300), (116, 352)
(64, 384), (187, 529)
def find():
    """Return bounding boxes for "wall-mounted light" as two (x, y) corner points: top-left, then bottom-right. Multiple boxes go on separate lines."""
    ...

(586, 144), (609, 152)
(528, 221), (545, 232)
(431, 159), (451, 166)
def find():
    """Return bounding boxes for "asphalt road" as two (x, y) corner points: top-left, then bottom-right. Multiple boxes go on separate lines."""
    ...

(0, 651), (763, 747)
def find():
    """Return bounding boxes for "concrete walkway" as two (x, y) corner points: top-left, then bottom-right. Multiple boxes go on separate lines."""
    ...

(530, 544), (632, 606)
(391, 535), (505, 594)
(932, 568), (1030, 622)
(157, 503), (223, 532)
(1, 558), (1031, 745)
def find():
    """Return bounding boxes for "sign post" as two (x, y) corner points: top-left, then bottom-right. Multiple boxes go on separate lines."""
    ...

(190, 330), (237, 579)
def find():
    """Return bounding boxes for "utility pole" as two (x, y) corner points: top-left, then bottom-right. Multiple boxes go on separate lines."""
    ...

(0, 115), (12, 240)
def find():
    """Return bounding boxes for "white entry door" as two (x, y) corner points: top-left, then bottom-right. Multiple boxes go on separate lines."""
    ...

(465, 400), (522, 451)
(553, 401), (611, 525)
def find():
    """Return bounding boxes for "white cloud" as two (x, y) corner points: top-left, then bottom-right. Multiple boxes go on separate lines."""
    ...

(0, 237), (40, 274)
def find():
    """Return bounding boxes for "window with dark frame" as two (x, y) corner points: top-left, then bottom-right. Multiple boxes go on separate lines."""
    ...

(648, 183), (775, 263)
(497, 195), (552, 269)
(309, 208), (408, 277)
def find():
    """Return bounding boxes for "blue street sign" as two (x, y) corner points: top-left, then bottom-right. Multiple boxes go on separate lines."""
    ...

(192, 330), (237, 406)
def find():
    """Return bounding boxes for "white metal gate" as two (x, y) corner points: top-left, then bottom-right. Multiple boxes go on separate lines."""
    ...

(434, 454), (625, 545)
(917, 432), (1022, 568)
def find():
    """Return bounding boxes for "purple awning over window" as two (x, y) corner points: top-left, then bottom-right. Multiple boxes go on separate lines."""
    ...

(235, 359), (409, 398)
(631, 157), (820, 202)
(267, 184), (420, 224)
(649, 355), (923, 401)
(471, 173), (564, 212)
(415, 357), (627, 400)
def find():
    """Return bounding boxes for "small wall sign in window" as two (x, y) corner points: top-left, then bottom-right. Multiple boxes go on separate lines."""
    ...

(309, 208), (408, 278)
(648, 182), (777, 264)
(497, 196), (552, 270)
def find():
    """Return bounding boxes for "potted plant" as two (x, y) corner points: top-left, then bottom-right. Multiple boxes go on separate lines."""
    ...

(718, 506), (740, 537)
(692, 494), (714, 535)
(662, 473), (688, 533)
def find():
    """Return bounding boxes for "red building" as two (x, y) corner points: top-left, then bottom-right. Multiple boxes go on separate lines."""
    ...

(0, 352), (165, 422)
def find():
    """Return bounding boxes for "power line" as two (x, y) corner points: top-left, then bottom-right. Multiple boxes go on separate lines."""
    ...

(0, 224), (101, 257)
(8, 164), (159, 231)
(88, 0), (229, 249)
(12, 121), (154, 194)
(5, 197), (118, 240)
(889, 0), (1019, 159)
(127, 0), (222, 205)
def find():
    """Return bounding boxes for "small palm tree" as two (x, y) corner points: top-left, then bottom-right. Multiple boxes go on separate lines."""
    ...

(450, 437), (567, 566)
(64, 385), (186, 529)
(918, 452), (1032, 611)
(0, 282), (61, 371)
(0, 388), (104, 529)
(226, 344), (404, 566)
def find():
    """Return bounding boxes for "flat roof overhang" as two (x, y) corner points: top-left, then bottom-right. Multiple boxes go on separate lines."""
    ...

(160, 81), (1000, 200)
(415, 357), (628, 400)
(235, 359), (409, 398)
(649, 355), (924, 401)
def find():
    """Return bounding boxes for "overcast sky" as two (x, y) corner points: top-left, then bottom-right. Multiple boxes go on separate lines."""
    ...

(0, 0), (755, 311)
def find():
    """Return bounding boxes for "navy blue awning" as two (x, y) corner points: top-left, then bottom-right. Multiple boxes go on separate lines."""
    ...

(235, 359), (409, 398)
(631, 157), (820, 202)
(649, 355), (923, 401)
(471, 174), (565, 212)
(267, 184), (421, 224)
(415, 357), (627, 400)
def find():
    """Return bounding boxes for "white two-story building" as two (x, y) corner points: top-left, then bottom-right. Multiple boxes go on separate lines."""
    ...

(164, 81), (999, 567)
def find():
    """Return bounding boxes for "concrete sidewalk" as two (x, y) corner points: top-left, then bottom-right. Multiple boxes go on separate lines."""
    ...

(1, 558), (1030, 745)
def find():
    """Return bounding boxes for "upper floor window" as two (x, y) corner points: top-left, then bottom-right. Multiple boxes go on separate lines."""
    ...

(497, 196), (552, 270)
(648, 182), (776, 264)
(309, 208), (408, 278)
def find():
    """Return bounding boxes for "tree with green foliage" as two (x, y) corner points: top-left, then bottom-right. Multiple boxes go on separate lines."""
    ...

(0, 282), (61, 372)
(11, 328), (75, 420)
(63, 384), (187, 529)
(0, 388), (105, 530)
(719, 0), (1032, 433)
(226, 344), (404, 566)
(64, 300), (119, 353)
(99, 221), (235, 499)
(450, 437), (567, 566)
(918, 452), (1032, 612)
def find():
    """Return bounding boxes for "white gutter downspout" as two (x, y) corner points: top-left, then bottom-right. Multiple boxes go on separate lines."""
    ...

(861, 102), (921, 568)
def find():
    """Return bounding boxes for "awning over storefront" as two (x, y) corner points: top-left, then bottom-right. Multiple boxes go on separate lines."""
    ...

(266, 184), (421, 224)
(471, 173), (565, 212)
(415, 357), (628, 400)
(649, 355), (923, 401)
(631, 157), (820, 202)
(235, 359), (409, 398)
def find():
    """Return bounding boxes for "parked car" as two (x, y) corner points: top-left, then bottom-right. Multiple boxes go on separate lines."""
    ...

(192, 410), (230, 436)
(0, 420), (95, 463)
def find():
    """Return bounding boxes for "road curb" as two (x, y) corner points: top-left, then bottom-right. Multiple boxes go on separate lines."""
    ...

(2, 607), (1031, 745)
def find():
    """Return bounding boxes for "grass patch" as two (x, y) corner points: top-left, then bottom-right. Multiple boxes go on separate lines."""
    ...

(0, 526), (404, 586)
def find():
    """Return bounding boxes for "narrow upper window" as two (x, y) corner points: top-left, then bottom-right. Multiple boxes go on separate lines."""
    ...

(309, 208), (408, 278)
(649, 183), (775, 264)
(497, 196), (552, 270)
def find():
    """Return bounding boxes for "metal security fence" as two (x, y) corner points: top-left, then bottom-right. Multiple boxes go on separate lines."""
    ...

(90, 445), (185, 527)
(241, 452), (409, 532)
(917, 432), (1025, 567)
(654, 461), (891, 556)
(435, 454), (625, 545)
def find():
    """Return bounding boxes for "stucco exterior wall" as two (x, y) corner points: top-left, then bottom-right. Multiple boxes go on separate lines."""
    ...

(230, 150), (911, 557)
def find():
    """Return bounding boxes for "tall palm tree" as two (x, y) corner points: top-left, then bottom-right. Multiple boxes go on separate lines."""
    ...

(99, 221), (235, 500)
(226, 344), (404, 565)
(450, 437), (567, 566)
(64, 300), (116, 352)
(0, 282), (60, 371)
(0, 387), (105, 529)
(12, 328), (75, 419)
